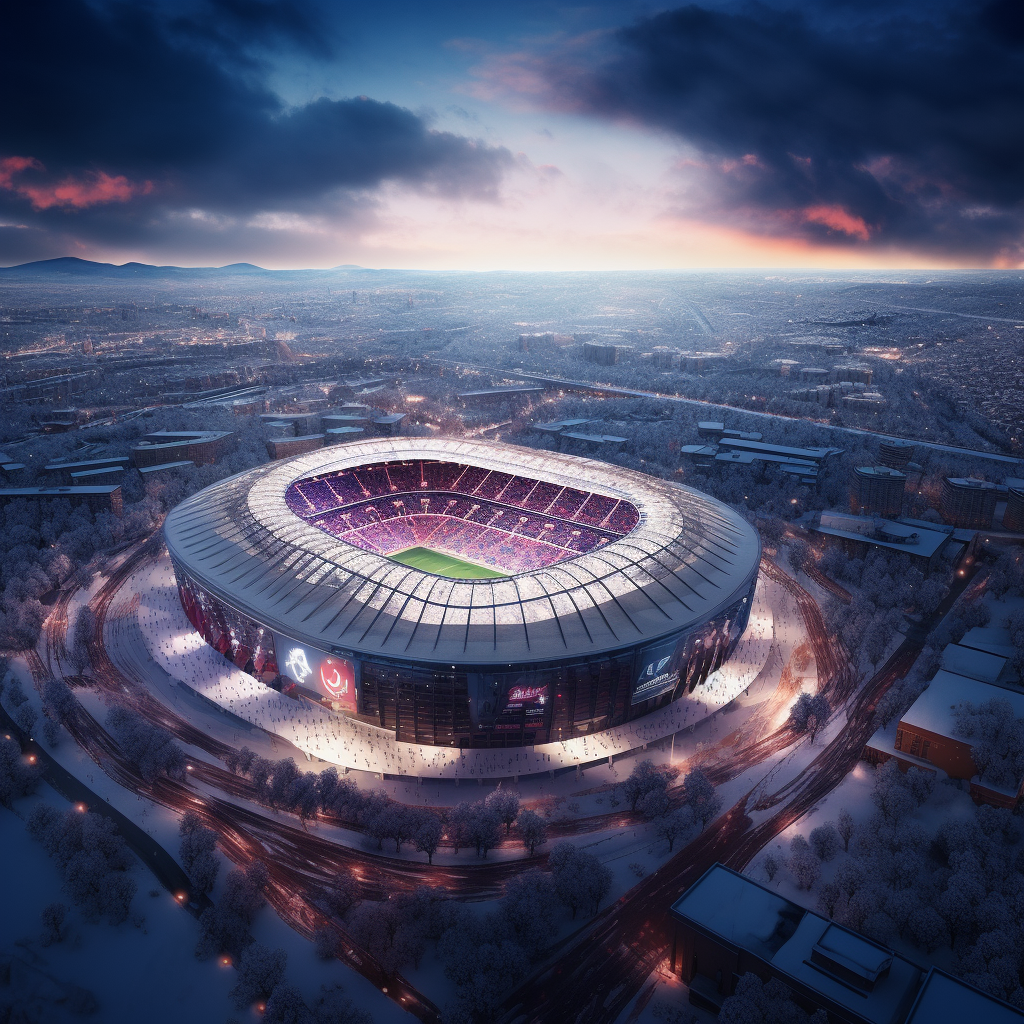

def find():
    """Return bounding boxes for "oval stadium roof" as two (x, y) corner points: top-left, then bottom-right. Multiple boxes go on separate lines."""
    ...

(163, 437), (760, 664)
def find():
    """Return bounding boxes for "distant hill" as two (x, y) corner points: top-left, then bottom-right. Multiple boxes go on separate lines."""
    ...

(0, 257), (273, 279)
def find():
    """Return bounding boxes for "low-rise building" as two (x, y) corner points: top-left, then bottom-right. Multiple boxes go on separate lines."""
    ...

(133, 430), (234, 468)
(669, 863), (923, 1022)
(959, 626), (1016, 661)
(325, 426), (365, 443)
(372, 413), (405, 436)
(0, 484), (122, 516)
(904, 967), (1024, 1024)
(697, 422), (763, 442)
(804, 511), (953, 570)
(266, 434), (324, 460)
(70, 465), (125, 486)
(558, 431), (628, 452)
(45, 456), (131, 484)
(867, 671), (1024, 807)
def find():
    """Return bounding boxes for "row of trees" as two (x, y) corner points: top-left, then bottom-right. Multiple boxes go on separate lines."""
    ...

(623, 760), (723, 848)
(226, 749), (551, 860)
(105, 704), (187, 783)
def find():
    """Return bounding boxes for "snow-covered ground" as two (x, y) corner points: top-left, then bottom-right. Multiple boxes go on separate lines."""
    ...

(0, 793), (405, 1024)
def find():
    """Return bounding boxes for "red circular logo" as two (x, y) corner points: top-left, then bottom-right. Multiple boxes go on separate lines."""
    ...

(320, 657), (350, 699)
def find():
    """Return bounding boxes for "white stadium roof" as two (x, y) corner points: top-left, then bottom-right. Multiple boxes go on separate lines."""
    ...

(163, 437), (760, 664)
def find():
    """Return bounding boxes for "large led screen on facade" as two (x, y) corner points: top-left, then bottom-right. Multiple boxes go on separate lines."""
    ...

(631, 634), (684, 705)
(275, 634), (357, 711)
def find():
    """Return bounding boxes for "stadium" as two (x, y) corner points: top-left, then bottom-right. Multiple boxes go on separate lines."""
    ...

(163, 437), (761, 752)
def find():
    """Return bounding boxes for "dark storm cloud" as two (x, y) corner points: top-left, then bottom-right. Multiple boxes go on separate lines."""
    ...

(554, 2), (1024, 260)
(0, 0), (509, 260)
(169, 0), (334, 59)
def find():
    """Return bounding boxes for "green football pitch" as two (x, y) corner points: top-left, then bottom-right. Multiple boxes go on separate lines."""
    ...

(389, 546), (508, 579)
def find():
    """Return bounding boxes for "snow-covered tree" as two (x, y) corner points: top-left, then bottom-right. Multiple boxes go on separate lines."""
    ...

(231, 943), (286, 1010)
(623, 759), (667, 811)
(683, 767), (722, 831)
(485, 784), (520, 834)
(655, 807), (694, 852)
(809, 823), (841, 862)
(515, 809), (548, 856)
(789, 835), (821, 891)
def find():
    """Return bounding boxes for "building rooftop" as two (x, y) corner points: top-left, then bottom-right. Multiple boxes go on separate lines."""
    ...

(947, 477), (999, 490)
(900, 670), (1024, 739)
(135, 429), (233, 449)
(811, 512), (949, 560)
(671, 865), (923, 1024)
(904, 968), (1024, 1024)
(959, 626), (1016, 661)
(716, 437), (842, 462)
(0, 485), (121, 497)
(137, 461), (194, 474)
(856, 466), (907, 480)
(716, 450), (818, 469)
(45, 456), (131, 471)
(458, 387), (545, 398)
(70, 466), (125, 480)
(940, 644), (1009, 685)
(561, 432), (628, 444)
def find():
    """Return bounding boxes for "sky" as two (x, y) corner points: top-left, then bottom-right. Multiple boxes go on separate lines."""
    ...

(1, 0), (1023, 271)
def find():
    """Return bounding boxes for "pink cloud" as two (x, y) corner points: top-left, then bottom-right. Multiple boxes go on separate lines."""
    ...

(0, 156), (152, 210)
(802, 204), (870, 241)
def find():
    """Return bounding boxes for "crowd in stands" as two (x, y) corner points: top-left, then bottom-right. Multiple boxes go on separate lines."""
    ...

(284, 459), (641, 572)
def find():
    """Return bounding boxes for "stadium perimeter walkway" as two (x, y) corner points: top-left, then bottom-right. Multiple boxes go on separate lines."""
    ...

(129, 556), (775, 781)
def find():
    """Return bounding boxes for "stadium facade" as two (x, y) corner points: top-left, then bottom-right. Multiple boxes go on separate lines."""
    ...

(164, 438), (760, 750)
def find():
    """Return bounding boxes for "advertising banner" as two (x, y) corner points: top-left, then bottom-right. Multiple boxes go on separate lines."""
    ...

(631, 634), (684, 705)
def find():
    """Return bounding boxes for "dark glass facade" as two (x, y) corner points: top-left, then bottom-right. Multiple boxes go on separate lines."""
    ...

(172, 560), (757, 748)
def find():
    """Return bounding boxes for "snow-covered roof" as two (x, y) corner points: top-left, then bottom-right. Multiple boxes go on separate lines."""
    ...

(900, 670), (1024, 739)
(905, 968), (1024, 1024)
(771, 914), (922, 1024)
(960, 626), (1015, 661)
(163, 437), (760, 665)
(940, 644), (1008, 684)
(672, 866), (923, 1024)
